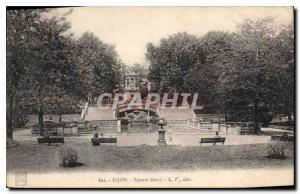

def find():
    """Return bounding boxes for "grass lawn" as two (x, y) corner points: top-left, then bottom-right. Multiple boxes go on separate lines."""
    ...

(7, 139), (294, 173)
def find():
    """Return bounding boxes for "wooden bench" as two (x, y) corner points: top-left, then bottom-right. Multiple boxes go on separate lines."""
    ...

(271, 135), (294, 141)
(91, 137), (117, 146)
(37, 137), (64, 145)
(44, 122), (59, 136)
(32, 121), (59, 135)
(199, 137), (226, 145)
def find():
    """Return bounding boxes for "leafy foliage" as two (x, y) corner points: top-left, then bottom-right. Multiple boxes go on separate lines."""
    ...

(6, 9), (123, 138)
(57, 146), (80, 167)
(267, 141), (287, 159)
(146, 18), (294, 128)
(7, 9), (294, 139)
(75, 32), (121, 99)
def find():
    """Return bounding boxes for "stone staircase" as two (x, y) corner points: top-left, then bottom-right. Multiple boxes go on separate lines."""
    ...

(78, 104), (118, 135)
(84, 107), (115, 121)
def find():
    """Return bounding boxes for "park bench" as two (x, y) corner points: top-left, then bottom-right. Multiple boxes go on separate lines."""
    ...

(271, 135), (294, 141)
(199, 137), (226, 145)
(32, 121), (59, 135)
(37, 137), (64, 145)
(91, 137), (117, 146)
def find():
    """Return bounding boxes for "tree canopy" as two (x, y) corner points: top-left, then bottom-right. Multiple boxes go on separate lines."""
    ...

(7, 9), (294, 138)
(6, 9), (123, 138)
(146, 18), (294, 128)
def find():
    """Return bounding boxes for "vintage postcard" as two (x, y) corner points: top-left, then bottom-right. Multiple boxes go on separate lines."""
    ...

(6, 6), (295, 188)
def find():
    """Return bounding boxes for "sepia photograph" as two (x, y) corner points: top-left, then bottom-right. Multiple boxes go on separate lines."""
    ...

(6, 6), (295, 188)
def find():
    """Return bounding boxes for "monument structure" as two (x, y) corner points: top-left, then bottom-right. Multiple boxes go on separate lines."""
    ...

(79, 72), (197, 133)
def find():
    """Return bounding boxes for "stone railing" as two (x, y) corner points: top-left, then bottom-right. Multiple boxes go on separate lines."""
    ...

(187, 119), (212, 129)
(165, 120), (188, 127)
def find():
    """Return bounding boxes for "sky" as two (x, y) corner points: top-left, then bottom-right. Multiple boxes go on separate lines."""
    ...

(50, 7), (293, 65)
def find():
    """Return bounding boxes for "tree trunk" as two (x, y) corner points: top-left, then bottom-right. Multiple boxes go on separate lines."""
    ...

(38, 88), (44, 136)
(7, 69), (14, 139)
(38, 105), (44, 136)
(288, 113), (292, 125)
(253, 100), (260, 133)
(58, 103), (62, 124)
(7, 95), (13, 139)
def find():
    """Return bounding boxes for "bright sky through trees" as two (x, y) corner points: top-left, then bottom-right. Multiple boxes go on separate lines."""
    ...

(48, 7), (293, 65)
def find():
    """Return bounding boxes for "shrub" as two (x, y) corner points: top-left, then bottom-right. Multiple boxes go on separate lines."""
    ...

(57, 146), (80, 167)
(6, 138), (19, 149)
(267, 141), (287, 159)
(126, 112), (136, 119)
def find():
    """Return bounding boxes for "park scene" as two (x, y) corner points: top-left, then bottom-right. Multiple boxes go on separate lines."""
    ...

(6, 7), (294, 187)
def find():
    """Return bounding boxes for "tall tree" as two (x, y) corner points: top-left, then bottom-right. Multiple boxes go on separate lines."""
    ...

(42, 36), (82, 124)
(221, 18), (280, 130)
(272, 24), (294, 124)
(146, 32), (205, 94)
(27, 15), (73, 134)
(146, 32), (222, 109)
(6, 9), (46, 138)
(7, 8), (81, 137)
(75, 32), (121, 102)
(184, 31), (234, 113)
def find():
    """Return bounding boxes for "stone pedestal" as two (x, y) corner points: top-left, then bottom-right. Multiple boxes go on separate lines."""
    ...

(157, 118), (167, 146)
(158, 129), (167, 146)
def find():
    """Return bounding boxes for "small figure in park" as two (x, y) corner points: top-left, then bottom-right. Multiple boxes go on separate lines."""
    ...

(214, 132), (220, 145)
(214, 131), (220, 138)
(93, 128), (98, 138)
